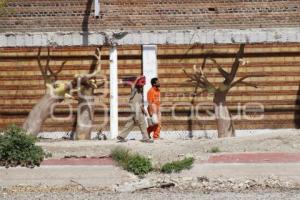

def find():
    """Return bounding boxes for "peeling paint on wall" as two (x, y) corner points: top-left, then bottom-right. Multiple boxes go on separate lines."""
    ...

(0, 28), (299, 47)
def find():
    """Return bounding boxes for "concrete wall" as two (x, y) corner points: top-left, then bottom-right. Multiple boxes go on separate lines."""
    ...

(0, 45), (142, 132)
(157, 44), (300, 130)
(1, 28), (300, 47)
(1, 0), (300, 32)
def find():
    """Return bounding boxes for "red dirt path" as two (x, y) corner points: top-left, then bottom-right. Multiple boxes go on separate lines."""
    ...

(207, 153), (300, 164)
(42, 157), (115, 166)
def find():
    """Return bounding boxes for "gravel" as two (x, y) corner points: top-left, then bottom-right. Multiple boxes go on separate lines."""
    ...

(112, 175), (300, 193)
(2, 190), (300, 200)
(2, 175), (299, 197)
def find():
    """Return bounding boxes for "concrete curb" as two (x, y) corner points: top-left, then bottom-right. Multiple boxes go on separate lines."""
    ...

(0, 165), (137, 187)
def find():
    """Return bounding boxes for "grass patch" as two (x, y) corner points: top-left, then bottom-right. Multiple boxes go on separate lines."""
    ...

(111, 147), (196, 175)
(161, 157), (194, 174)
(111, 147), (153, 176)
(111, 146), (130, 163)
(0, 125), (51, 168)
(208, 146), (221, 153)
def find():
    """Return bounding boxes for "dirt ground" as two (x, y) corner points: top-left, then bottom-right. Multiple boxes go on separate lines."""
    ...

(2, 131), (300, 199)
(39, 131), (300, 164)
(3, 190), (300, 200)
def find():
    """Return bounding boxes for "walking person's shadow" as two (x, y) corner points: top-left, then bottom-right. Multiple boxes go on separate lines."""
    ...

(295, 83), (300, 128)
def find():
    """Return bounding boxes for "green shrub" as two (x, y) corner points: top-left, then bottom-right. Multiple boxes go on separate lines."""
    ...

(0, 125), (50, 168)
(111, 146), (130, 164)
(126, 154), (153, 176)
(111, 147), (153, 176)
(209, 146), (221, 153)
(161, 157), (194, 174)
(0, 0), (6, 9)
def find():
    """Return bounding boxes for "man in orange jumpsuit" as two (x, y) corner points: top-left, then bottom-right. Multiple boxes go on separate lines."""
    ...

(147, 78), (161, 139)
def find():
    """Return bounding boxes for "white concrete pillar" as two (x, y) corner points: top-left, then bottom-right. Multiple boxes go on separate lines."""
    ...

(109, 46), (118, 139)
(94, 0), (100, 17)
(142, 45), (158, 106)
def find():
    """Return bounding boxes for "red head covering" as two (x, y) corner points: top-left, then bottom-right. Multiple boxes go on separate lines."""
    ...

(135, 76), (146, 87)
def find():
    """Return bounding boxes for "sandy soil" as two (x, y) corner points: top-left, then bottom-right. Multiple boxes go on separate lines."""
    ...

(39, 131), (300, 163)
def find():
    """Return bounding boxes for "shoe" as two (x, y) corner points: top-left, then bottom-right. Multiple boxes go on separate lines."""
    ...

(117, 136), (127, 142)
(140, 139), (154, 143)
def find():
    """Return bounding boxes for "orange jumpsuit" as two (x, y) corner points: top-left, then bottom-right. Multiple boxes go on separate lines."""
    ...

(147, 87), (161, 139)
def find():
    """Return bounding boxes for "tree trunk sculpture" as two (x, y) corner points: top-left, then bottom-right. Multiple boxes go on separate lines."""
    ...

(73, 49), (102, 140)
(23, 47), (103, 138)
(23, 93), (62, 136)
(23, 47), (69, 135)
(183, 44), (265, 138)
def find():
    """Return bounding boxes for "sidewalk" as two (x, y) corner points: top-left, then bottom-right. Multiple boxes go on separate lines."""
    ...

(181, 152), (300, 182)
(1, 152), (300, 188)
(0, 165), (136, 187)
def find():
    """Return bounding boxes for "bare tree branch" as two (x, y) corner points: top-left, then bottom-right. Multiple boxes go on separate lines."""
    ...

(183, 60), (217, 93)
(84, 48), (102, 79)
(208, 57), (230, 79)
(45, 47), (52, 75)
(227, 44), (246, 84)
(53, 61), (67, 75)
(201, 56), (207, 70)
(182, 68), (196, 81)
(193, 64), (217, 90)
(37, 47), (68, 84)
(37, 48), (48, 83)
(194, 89), (208, 97)
(233, 81), (258, 88)
(230, 74), (266, 89)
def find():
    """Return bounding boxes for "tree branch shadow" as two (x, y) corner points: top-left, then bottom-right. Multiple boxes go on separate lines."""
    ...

(82, 0), (93, 45)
